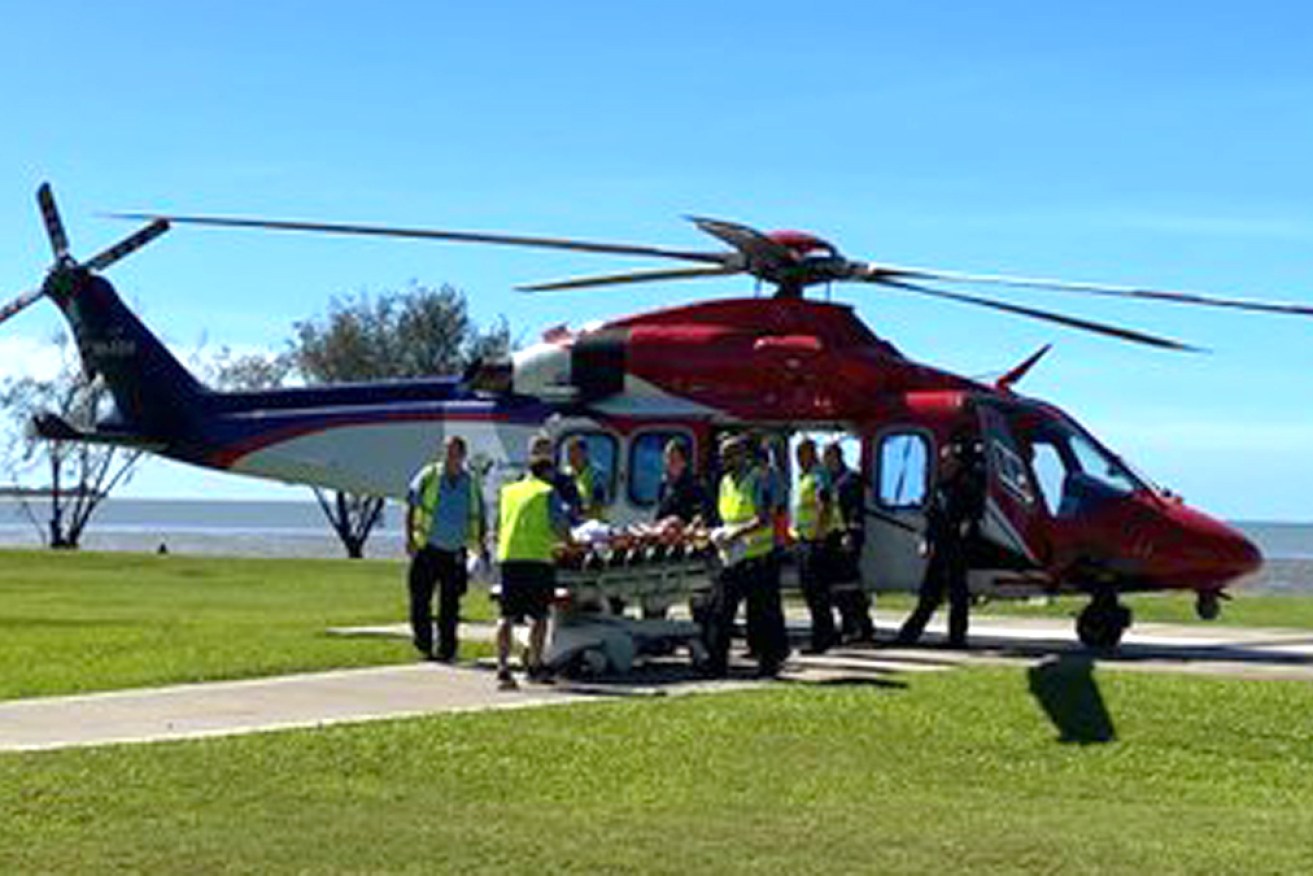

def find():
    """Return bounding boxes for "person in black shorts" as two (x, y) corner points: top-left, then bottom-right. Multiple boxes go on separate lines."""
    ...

(495, 453), (571, 690)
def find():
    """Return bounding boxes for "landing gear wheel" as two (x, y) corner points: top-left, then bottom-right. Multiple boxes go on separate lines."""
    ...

(1076, 598), (1132, 649)
(1196, 590), (1222, 621)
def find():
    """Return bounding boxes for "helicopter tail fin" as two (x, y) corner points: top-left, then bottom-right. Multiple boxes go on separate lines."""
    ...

(50, 272), (204, 440)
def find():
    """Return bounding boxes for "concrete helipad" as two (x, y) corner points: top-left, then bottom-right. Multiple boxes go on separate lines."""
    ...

(3, 612), (1312, 753)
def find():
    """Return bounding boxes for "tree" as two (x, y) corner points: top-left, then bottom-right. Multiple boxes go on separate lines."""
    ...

(0, 335), (143, 549)
(206, 347), (295, 391)
(286, 283), (509, 558)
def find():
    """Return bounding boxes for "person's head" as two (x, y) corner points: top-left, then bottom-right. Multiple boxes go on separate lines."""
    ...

(443, 435), (467, 474)
(528, 433), (554, 464)
(663, 438), (689, 480)
(719, 434), (749, 473)
(528, 454), (555, 481)
(822, 441), (845, 473)
(795, 437), (817, 470)
(567, 436), (589, 471)
(939, 429), (980, 476)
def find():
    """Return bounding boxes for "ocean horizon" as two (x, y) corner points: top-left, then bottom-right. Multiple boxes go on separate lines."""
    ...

(1, 497), (1310, 591)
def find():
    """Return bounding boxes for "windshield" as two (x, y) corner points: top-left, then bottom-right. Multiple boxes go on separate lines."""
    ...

(1011, 412), (1147, 518)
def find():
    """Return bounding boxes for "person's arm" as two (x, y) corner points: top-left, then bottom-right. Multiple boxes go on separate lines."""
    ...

(472, 475), (489, 556)
(549, 492), (574, 544)
(405, 503), (418, 557)
(404, 470), (425, 557)
(816, 474), (835, 534)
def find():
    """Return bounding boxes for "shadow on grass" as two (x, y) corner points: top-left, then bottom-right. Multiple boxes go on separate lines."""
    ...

(786, 675), (910, 690)
(1027, 654), (1116, 744)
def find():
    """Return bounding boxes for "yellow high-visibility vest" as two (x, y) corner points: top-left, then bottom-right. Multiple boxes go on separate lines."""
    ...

(570, 463), (607, 521)
(792, 467), (827, 542)
(410, 464), (484, 549)
(718, 470), (773, 561)
(497, 476), (558, 563)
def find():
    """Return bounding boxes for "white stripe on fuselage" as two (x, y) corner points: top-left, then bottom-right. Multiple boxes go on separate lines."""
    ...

(227, 419), (541, 499)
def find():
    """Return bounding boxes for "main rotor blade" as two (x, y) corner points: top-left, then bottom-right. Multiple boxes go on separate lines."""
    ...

(110, 212), (731, 265)
(878, 278), (1203, 352)
(518, 264), (740, 292)
(686, 215), (797, 272)
(0, 287), (43, 326)
(84, 220), (170, 272)
(37, 183), (69, 262)
(862, 263), (1313, 317)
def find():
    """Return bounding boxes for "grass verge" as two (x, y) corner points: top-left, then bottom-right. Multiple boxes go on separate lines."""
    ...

(5, 548), (1313, 700)
(0, 549), (496, 700)
(2, 668), (1312, 874)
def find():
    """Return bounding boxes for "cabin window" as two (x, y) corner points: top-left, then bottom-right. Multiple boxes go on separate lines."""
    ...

(556, 430), (618, 508)
(628, 431), (694, 507)
(875, 432), (930, 510)
(990, 440), (1035, 505)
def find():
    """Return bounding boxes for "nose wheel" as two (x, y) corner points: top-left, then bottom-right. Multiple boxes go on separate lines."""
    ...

(1076, 592), (1132, 649)
(1195, 590), (1226, 621)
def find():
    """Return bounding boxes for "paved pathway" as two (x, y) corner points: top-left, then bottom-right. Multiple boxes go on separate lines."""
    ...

(3, 612), (1311, 753)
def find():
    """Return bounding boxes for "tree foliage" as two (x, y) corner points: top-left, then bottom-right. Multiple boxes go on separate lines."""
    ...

(292, 283), (510, 382)
(207, 347), (296, 392)
(0, 336), (143, 548)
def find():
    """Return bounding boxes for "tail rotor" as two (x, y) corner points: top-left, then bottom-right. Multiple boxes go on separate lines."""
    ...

(0, 182), (170, 328)
(37, 182), (71, 264)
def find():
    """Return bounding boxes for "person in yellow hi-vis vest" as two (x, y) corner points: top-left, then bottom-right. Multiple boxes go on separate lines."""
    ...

(495, 452), (571, 690)
(405, 436), (487, 662)
(793, 437), (839, 654)
(563, 436), (608, 521)
(705, 434), (789, 678)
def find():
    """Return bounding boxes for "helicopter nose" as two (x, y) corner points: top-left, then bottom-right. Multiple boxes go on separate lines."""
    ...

(1186, 520), (1263, 584)
(1216, 529), (1263, 582)
(1160, 503), (1264, 586)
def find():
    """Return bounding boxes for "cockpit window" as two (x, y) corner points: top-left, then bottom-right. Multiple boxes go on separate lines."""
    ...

(1015, 416), (1145, 518)
(1067, 432), (1140, 496)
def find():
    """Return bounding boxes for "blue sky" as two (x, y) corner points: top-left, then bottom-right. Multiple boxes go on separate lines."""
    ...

(1, 1), (1312, 519)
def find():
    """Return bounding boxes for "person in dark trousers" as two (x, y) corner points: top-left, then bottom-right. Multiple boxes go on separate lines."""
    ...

(405, 435), (487, 662)
(793, 437), (838, 653)
(896, 431), (987, 648)
(824, 441), (876, 642)
(704, 435), (788, 678)
(495, 453), (571, 690)
(655, 438), (713, 526)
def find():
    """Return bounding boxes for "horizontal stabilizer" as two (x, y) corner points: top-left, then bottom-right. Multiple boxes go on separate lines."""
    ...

(31, 413), (163, 450)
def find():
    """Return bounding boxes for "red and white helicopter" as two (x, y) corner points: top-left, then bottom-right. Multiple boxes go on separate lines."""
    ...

(7, 184), (1311, 648)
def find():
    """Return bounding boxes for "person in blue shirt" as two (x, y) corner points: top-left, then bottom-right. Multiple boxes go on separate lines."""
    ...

(406, 435), (487, 661)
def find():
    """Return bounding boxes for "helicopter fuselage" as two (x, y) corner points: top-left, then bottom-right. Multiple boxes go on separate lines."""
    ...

(45, 277), (1260, 627)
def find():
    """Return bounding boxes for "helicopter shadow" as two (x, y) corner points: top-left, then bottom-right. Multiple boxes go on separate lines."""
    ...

(1026, 654), (1116, 744)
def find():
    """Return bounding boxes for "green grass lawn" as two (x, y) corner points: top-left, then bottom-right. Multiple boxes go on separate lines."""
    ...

(0, 550), (496, 700)
(3, 668), (1312, 874)
(5, 548), (1313, 701)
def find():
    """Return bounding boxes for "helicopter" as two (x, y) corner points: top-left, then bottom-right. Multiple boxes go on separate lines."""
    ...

(6, 183), (1310, 649)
